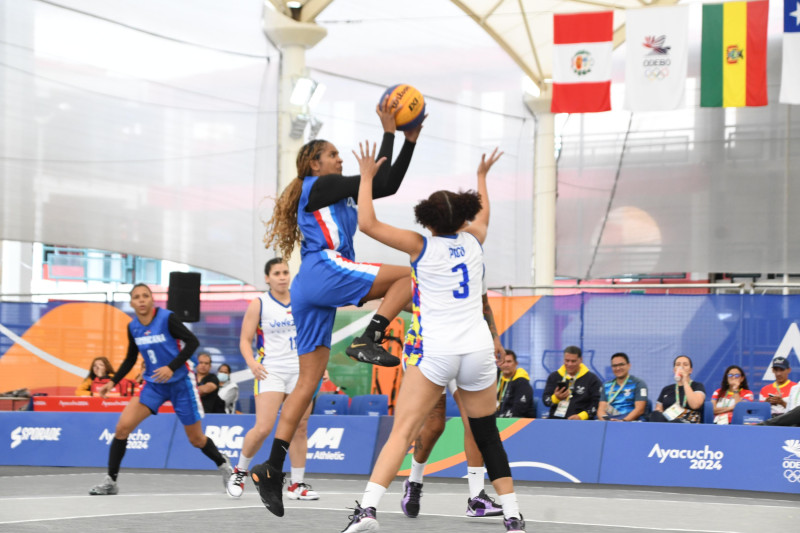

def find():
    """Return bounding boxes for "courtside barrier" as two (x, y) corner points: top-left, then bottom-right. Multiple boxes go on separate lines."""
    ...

(399, 418), (605, 483)
(166, 413), (381, 475)
(0, 411), (174, 468)
(2, 411), (798, 493)
(599, 422), (800, 493)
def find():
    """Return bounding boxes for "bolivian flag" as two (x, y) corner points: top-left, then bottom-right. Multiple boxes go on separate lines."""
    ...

(700, 0), (768, 107)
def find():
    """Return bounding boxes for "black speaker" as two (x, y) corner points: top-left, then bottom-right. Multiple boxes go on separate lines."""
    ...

(167, 272), (201, 322)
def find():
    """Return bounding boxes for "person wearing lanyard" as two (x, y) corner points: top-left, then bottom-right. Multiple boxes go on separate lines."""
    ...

(759, 356), (795, 418)
(542, 346), (602, 420)
(711, 365), (754, 424)
(597, 353), (648, 421)
(650, 355), (706, 423)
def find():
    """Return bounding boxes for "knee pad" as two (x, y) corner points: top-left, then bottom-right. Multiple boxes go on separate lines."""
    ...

(468, 414), (511, 481)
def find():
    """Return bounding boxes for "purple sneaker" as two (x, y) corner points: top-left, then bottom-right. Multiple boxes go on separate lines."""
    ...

(341, 501), (378, 532)
(504, 514), (526, 532)
(466, 489), (503, 517)
(400, 480), (423, 518)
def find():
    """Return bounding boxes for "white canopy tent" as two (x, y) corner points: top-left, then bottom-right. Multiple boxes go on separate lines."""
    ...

(1, 0), (798, 291)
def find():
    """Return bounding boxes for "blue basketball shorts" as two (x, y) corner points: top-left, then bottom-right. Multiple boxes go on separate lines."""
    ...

(139, 373), (203, 426)
(291, 250), (380, 355)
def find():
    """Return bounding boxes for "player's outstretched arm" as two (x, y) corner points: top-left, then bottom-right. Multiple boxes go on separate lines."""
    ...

(465, 148), (502, 245)
(354, 141), (424, 258)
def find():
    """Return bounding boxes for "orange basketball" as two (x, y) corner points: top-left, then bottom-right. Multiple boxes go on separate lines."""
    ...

(380, 84), (425, 131)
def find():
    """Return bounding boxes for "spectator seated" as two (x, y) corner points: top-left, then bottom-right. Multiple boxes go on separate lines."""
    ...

(313, 394), (349, 415)
(349, 394), (388, 416)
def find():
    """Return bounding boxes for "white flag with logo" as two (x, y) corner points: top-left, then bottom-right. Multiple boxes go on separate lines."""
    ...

(780, 0), (800, 104)
(624, 5), (689, 111)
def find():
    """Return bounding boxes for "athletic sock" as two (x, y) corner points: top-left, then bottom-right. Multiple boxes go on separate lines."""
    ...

(237, 454), (253, 472)
(364, 314), (390, 342)
(467, 466), (484, 498)
(108, 437), (128, 481)
(268, 438), (290, 469)
(291, 467), (305, 485)
(498, 492), (520, 520)
(361, 481), (386, 509)
(409, 459), (426, 484)
(200, 436), (226, 467)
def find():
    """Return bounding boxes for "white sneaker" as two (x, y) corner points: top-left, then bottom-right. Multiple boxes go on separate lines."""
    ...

(218, 457), (233, 492)
(227, 467), (247, 498)
(89, 475), (118, 495)
(287, 481), (320, 500)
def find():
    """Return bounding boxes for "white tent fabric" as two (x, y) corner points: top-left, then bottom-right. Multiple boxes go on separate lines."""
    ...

(3, 0), (799, 287)
(1, 0), (534, 288)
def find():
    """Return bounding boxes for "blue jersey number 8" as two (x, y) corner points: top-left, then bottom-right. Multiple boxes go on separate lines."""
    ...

(452, 263), (469, 299)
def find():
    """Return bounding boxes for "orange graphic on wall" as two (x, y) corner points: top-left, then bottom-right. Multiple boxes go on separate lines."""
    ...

(0, 303), (133, 394)
(488, 295), (541, 335)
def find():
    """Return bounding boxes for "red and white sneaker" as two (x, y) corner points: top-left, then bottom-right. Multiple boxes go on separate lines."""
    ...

(226, 467), (247, 498)
(286, 481), (319, 500)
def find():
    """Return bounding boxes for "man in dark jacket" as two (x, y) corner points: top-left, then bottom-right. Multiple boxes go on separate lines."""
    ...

(542, 345), (601, 420)
(496, 350), (535, 418)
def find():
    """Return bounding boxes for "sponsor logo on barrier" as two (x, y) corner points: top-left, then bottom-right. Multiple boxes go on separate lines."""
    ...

(647, 443), (723, 470)
(101, 400), (129, 408)
(306, 427), (345, 461)
(99, 428), (151, 449)
(59, 400), (89, 407)
(205, 425), (244, 459)
(10, 426), (62, 449)
(782, 440), (800, 483)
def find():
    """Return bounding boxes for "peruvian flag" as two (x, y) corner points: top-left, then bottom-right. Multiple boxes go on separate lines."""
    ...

(551, 11), (614, 113)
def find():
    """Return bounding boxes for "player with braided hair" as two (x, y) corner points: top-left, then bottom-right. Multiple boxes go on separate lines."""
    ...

(251, 98), (424, 518)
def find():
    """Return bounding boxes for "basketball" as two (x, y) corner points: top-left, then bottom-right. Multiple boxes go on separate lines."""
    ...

(380, 84), (425, 131)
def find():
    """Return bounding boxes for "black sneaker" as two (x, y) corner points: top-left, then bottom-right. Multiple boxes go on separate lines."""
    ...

(250, 462), (286, 517)
(400, 479), (423, 517)
(466, 489), (503, 517)
(346, 335), (400, 367)
(504, 514), (526, 532)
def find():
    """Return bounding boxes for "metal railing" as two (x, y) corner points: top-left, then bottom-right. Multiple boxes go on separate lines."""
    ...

(488, 283), (747, 295)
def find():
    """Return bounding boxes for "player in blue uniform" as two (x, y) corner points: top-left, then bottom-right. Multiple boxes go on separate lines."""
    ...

(339, 142), (525, 532)
(89, 283), (232, 495)
(250, 99), (422, 517)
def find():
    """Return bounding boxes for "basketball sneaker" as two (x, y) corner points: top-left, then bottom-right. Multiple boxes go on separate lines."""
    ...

(400, 479), (423, 518)
(218, 456), (233, 491)
(466, 489), (503, 517)
(504, 514), (526, 532)
(250, 462), (286, 517)
(287, 481), (320, 500)
(341, 502), (378, 532)
(89, 475), (118, 496)
(346, 335), (400, 367)
(227, 467), (247, 498)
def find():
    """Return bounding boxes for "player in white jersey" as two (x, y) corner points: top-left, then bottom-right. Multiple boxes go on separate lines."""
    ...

(341, 143), (525, 533)
(226, 259), (319, 501)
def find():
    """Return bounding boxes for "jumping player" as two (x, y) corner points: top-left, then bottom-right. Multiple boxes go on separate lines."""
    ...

(226, 258), (318, 501)
(250, 99), (423, 517)
(89, 283), (232, 495)
(341, 143), (525, 532)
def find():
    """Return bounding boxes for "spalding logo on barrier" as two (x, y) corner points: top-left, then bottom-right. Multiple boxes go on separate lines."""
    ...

(10, 426), (62, 449)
